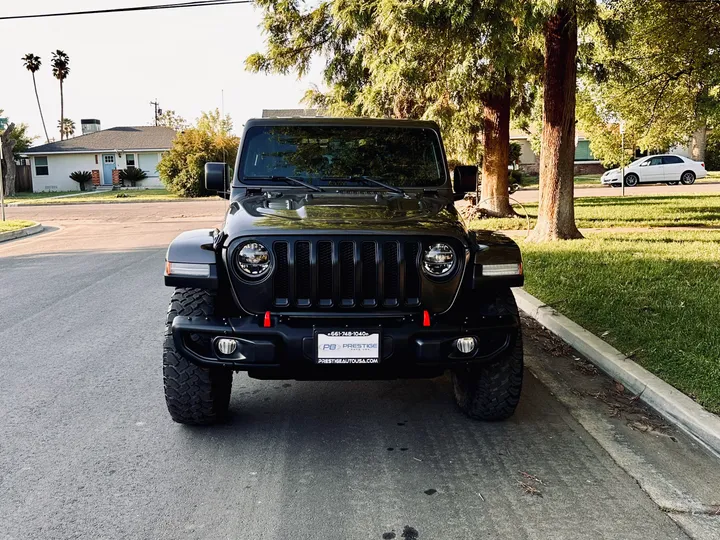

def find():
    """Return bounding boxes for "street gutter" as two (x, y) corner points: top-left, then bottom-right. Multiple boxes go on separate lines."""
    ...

(0, 223), (44, 243)
(513, 287), (720, 458)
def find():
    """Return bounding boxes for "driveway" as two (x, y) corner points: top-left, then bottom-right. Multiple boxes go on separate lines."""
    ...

(1, 202), (717, 539)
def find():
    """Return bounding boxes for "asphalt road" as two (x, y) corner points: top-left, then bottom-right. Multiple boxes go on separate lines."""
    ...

(0, 202), (714, 539)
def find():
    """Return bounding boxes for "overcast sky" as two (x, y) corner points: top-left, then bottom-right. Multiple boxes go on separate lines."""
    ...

(0, 0), (323, 142)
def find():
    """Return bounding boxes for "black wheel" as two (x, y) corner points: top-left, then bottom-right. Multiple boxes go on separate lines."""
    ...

(452, 291), (523, 421)
(680, 171), (696, 185)
(624, 173), (639, 187)
(163, 288), (232, 425)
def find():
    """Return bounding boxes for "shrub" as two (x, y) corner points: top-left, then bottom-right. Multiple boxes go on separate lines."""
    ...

(509, 142), (522, 167)
(706, 130), (720, 171)
(510, 170), (523, 185)
(118, 167), (148, 187)
(158, 110), (239, 197)
(69, 170), (93, 191)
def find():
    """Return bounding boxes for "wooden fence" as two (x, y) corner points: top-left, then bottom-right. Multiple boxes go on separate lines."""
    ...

(16, 165), (32, 192)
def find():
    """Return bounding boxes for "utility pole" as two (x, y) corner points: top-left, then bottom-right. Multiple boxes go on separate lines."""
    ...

(0, 138), (5, 221)
(620, 121), (626, 197)
(150, 99), (160, 126)
(0, 116), (7, 221)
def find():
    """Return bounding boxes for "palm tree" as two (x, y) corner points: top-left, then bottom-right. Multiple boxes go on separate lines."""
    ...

(51, 50), (70, 141)
(58, 118), (76, 139)
(22, 53), (50, 144)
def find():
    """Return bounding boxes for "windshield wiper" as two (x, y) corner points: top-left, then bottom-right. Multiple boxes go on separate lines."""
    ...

(325, 175), (408, 197)
(245, 175), (324, 192)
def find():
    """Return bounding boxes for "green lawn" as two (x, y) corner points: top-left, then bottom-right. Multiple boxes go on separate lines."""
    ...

(521, 231), (720, 414)
(518, 173), (602, 189)
(4, 189), (195, 204)
(470, 194), (720, 230)
(0, 220), (35, 233)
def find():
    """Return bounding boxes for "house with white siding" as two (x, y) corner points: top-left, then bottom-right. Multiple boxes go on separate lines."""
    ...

(23, 124), (176, 192)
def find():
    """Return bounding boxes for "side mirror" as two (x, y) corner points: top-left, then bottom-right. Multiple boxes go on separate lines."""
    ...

(205, 162), (229, 193)
(453, 165), (478, 197)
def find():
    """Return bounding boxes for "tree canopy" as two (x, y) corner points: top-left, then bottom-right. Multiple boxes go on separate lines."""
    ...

(158, 109), (239, 197)
(156, 109), (188, 131)
(577, 0), (720, 164)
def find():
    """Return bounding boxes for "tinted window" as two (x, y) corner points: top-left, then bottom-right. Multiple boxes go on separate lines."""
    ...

(662, 156), (683, 165)
(239, 125), (445, 187)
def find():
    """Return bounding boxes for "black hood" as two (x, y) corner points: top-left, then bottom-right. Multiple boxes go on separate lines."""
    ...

(223, 192), (468, 240)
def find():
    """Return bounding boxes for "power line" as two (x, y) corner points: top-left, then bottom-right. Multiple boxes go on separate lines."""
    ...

(0, 0), (252, 21)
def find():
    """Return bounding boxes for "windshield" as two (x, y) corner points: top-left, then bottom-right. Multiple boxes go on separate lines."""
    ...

(239, 125), (446, 187)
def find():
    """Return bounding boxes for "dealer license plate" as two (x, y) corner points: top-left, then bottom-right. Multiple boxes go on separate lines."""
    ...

(316, 331), (381, 364)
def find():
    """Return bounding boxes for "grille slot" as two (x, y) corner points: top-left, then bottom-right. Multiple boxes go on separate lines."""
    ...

(383, 242), (399, 307)
(295, 241), (311, 307)
(404, 242), (421, 306)
(361, 242), (377, 307)
(269, 238), (431, 310)
(339, 241), (355, 307)
(273, 242), (289, 306)
(317, 241), (333, 306)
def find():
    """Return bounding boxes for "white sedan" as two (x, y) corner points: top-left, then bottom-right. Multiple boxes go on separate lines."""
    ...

(601, 154), (707, 187)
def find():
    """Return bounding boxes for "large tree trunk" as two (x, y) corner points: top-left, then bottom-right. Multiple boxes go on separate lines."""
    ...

(690, 122), (706, 161)
(479, 84), (514, 217)
(1, 123), (18, 197)
(527, 4), (583, 242)
(33, 74), (50, 144)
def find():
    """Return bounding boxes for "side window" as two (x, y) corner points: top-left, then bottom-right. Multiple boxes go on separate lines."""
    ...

(126, 154), (136, 168)
(649, 157), (663, 166)
(35, 156), (49, 176)
(662, 156), (683, 165)
(639, 160), (650, 167)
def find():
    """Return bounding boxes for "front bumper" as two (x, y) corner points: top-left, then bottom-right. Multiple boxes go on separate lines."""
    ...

(601, 175), (621, 185)
(171, 312), (518, 377)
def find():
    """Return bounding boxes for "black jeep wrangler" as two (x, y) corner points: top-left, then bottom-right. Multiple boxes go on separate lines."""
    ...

(163, 118), (524, 425)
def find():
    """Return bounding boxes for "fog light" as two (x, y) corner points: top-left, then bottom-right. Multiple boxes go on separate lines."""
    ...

(216, 338), (237, 355)
(456, 337), (477, 354)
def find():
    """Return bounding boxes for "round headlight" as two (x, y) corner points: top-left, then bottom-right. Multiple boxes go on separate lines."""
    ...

(422, 243), (456, 277)
(236, 241), (271, 278)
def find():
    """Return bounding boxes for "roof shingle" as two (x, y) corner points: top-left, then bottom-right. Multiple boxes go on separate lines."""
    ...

(25, 126), (176, 154)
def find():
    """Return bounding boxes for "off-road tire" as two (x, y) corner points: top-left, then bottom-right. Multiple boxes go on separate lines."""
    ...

(452, 291), (523, 421)
(163, 288), (232, 425)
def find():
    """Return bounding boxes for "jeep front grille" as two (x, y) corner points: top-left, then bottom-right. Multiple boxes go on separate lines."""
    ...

(271, 239), (422, 309)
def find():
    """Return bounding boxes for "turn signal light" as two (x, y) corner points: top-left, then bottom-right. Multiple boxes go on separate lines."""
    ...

(481, 263), (523, 277)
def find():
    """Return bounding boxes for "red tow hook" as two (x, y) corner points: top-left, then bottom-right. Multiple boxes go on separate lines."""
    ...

(423, 310), (431, 327)
(263, 311), (272, 328)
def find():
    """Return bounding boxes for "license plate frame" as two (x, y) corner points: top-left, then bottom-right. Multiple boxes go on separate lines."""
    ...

(315, 330), (382, 365)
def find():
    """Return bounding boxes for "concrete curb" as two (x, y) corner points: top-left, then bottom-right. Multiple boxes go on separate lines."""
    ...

(7, 198), (212, 207)
(513, 287), (720, 457)
(0, 223), (44, 243)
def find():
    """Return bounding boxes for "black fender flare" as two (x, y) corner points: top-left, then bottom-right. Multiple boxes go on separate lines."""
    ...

(164, 229), (219, 289)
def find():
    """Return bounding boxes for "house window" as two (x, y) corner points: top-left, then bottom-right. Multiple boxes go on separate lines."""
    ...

(35, 156), (49, 176)
(125, 154), (136, 168)
(104, 155), (115, 164)
(574, 140), (595, 161)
